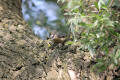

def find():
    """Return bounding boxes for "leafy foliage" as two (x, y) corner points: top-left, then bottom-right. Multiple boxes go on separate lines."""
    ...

(57, 0), (120, 72)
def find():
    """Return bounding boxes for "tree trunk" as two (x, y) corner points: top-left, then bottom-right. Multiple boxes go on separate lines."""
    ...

(0, 0), (50, 80)
(0, 0), (72, 80)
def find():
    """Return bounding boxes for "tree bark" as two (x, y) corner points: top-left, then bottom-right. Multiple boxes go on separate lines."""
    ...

(0, 0), (49, 80)
(0, 0), (73, 80)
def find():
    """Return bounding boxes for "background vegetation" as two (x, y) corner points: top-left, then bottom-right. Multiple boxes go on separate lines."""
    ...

(57, 0), (120, 73)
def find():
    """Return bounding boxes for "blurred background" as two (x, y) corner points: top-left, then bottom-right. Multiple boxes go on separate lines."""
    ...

(22, 0), (68, 40)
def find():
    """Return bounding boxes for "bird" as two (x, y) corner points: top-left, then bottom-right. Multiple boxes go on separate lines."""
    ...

(21, 0), (69, 40)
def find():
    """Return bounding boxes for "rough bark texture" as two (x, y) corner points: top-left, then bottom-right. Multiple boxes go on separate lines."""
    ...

(1, 0), (119, 80)
(0, 0), (74, 80)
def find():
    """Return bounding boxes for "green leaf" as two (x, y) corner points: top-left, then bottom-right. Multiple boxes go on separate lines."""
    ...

(65, 41), (74, 45)
(94, 2), (99, 9)
(98, 0), (106, 10)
